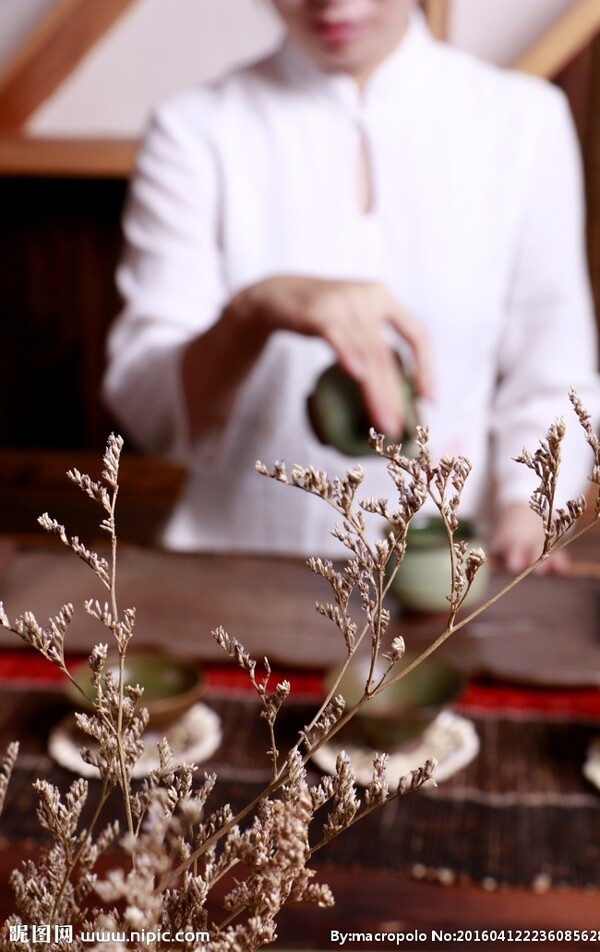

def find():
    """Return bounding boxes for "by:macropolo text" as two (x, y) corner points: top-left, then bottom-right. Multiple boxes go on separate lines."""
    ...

(330, 931), (428, 946)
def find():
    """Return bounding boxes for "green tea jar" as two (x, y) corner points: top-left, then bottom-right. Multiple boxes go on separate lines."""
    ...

(307, 362), (418, 457)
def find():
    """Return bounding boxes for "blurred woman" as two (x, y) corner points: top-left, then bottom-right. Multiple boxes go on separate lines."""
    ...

(103, 0), (599, 570)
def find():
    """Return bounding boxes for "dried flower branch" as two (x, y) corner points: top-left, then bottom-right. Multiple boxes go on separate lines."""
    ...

(0, 398), (598, 950)
(570, 388), (600, 514)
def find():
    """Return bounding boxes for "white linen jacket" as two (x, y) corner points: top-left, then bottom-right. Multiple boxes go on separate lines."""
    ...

(104, 13), (599, 556)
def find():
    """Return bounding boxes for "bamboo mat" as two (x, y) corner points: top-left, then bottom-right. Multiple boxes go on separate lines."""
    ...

(1, 689), (599, 890)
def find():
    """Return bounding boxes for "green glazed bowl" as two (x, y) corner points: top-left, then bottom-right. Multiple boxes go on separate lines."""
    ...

(307, 362), (418, 457)
(388, 516), (489, 614)
(327, 653), (465, 749)
(65, 653), (204, 729)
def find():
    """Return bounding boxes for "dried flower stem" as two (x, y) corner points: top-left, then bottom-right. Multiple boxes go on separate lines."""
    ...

(0, 743), (18, 816)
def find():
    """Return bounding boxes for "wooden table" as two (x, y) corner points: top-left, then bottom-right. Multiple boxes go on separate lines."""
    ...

(0, 531), (599, 949)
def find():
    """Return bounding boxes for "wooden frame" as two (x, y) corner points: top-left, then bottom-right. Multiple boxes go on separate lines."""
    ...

(514, 0), (600, 78)
(0, 0), (139, 177)
(0, 134), (136, 178)
(422, 0), (450, 42)
(0, 0), (138, 131)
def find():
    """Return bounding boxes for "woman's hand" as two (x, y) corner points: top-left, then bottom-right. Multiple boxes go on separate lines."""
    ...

(490, 502), (570, 575)
(230, 275), (433, 437)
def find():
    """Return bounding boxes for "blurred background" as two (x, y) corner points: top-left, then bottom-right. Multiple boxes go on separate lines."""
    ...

(0, 0), (599, 541)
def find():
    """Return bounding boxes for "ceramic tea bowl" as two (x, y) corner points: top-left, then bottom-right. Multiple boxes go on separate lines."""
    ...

(65, 652), (204, 729)
(387, 516), (489, 615)
(307, 361), (418, 457)
(326, 653), (465, 750)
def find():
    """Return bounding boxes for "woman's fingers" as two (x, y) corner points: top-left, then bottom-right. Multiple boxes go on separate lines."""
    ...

(491, 503), (571, 576)
(239, 275), (431, 435)
(386, 297), (434, 400)
(322, 289), (406, 436)
(359, 341), (407, 437)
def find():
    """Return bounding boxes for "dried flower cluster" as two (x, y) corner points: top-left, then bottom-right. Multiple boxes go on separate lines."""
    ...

(0, 392), (599, 950)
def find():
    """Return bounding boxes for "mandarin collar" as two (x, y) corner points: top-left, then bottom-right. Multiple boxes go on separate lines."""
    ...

(276, 7), (432, 119)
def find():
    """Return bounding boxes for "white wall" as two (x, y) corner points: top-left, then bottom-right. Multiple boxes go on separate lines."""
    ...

(0, 0), (55, 66)
(30, 0), (283, 136)
(0, 0), (579, 137)
(450, 0), (576, 67)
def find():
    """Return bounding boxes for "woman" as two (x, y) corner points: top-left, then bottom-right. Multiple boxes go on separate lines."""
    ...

(103, 0), (599, 570)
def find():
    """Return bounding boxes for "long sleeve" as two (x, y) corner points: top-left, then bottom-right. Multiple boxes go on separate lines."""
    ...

(103, 92), (226, 462)
(491, 87), (599, 509)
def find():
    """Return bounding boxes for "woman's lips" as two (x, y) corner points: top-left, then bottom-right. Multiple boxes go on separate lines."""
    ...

(314, 18), (365, 45)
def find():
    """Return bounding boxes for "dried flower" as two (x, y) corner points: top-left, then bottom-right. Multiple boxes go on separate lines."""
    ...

(1, 397), (598, 950)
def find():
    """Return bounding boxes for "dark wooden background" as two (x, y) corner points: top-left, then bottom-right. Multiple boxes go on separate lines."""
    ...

(0, 173), (184, 542)
(1, 176), (124, 451)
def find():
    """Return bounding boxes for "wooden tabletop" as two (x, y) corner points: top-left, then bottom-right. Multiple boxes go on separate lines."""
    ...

(1, 532), (599, 685)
